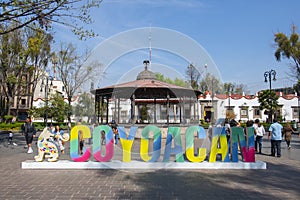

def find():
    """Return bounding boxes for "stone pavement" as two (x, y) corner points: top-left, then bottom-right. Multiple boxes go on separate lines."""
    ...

(0, 131), (300, 200)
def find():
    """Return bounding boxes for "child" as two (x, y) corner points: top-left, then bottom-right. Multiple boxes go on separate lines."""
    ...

(8, 132), (13, 145)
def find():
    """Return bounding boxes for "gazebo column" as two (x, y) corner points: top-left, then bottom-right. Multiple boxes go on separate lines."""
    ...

(189, 97), (192, 123)
(131, 94), (135, 124)
(113, 96), (117, 121)
(173, 104), (177, 123)
(193, 98), (196, 123)
(179, 98), (182, 124)
(167, 94), (170, 125)
(100, 96), (104, 124)
(106, 96), (109, 123)
(182, 97), (186, 124)
(96, 95), (100, 124)
(154, 98), (157, 124)
(197, 98), (200, 122)
(117, 97), (120, 124)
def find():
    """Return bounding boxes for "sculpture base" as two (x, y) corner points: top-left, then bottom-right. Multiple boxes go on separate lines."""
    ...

(22, 160), (267, 169)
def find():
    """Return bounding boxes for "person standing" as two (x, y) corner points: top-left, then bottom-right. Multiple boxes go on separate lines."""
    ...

(268, 118), (283, 157)
(282, 123), (295, 150)
(79, 130), (84, 154)
(253, 119), (265, 154)
(21, 117), (36, 154)
(53, 125), (66, 154)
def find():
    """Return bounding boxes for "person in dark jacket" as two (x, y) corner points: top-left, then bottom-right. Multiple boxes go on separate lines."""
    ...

(21, 117), (36, 154)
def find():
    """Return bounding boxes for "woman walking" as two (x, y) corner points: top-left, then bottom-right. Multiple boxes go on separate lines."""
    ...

(282, 123), (295, 150)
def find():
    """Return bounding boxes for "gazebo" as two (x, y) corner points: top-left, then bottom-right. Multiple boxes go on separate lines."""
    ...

(91, 60), (202, 125)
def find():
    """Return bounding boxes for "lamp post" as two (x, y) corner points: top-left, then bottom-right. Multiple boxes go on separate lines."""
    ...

(40, 76), (54, 126)
(227, 84), (234, 115)
(264, 69), (276, 123)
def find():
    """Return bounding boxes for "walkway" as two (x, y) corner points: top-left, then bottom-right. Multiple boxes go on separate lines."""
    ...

(0, 132), (300, 199)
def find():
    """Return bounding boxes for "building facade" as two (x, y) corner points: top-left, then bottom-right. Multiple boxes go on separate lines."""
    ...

(199, 92), (300, 123)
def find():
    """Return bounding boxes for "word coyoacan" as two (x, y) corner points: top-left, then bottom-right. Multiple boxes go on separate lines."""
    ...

(70, 125), (255, 163)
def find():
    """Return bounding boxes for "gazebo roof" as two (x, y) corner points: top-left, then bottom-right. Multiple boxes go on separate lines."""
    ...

(91, 79), (202, 99)
(91, 60), (202, 99)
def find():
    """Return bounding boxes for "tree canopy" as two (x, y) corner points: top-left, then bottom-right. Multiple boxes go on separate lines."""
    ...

(155, 73), (188, 87)
(0, 0), (102, 39)
(185, 63), (201, 90)
(73, 92), (95, 124)
(258, 90), (279, 122)
(274, 25), (300, 80)
(55, 43), (100, 123)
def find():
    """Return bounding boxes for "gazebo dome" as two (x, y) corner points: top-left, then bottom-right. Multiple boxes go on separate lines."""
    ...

(136, 60), (156, 80)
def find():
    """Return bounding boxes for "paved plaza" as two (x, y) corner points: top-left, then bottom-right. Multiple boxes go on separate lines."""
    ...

(0, 131), (300, 200)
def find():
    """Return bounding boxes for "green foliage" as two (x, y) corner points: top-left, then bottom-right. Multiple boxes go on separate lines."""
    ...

(274, 25), (300, 80)
(140, 105), (149, 122)
(199, 73), (222, 94)
(30, 93), (71, 123)
(4, 115), (13, 121)
(199, 119), (210, 129)
(0, 0), (102, 39)
(50, 93), (71, 122)
(185, 64), (200, 90)
(155, 73), (188, 87)
(55, 43), (99, 124)
(73, 92), (95, 123)
(223, 82), (249, 95)
(0, 122), (23, 131)
(258, 90), (279, 111)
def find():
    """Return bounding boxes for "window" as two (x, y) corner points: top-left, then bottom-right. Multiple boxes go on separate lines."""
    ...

(121, 111), (127, 118)
(240, 106), (248, 118)
(253, 107), (261, 118)
(292, 107), (300, 119)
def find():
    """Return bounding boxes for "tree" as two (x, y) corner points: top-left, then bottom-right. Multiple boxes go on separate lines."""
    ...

(30, 92), (70, 123)
(0, 24), (53, 119)
(0, 0), (102, 39)
(55, 43), (99, 124)
(223, 82), (249, 95)
(258, 90), (279, 122)
(155, 73), (188, 87)
(185, 64), (200, 90)
(234, 83), (249, 95)
(199, 73), (222, 94)
(49, 93), (71, 123)
(74, 92), (95, 123)
(274, 25), (300, 80)
(0, 25), (28, 116)
(26, 28), (53, 108)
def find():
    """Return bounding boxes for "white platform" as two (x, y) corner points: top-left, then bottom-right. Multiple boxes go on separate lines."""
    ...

(22, 160), (267, 170)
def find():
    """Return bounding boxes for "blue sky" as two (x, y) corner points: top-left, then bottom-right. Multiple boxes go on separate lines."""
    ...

(54, 0), (300, 94)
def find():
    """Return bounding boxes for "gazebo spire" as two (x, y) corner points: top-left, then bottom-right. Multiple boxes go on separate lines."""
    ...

(137, 60), (156, 80)
(143, 60), (150, 71)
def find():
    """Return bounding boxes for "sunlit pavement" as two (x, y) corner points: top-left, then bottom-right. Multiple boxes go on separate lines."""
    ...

(0, 132), (300, 199)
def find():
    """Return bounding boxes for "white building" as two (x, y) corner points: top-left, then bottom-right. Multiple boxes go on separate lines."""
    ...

(32, 77), (80, 122)
(199, 92), (299, 123)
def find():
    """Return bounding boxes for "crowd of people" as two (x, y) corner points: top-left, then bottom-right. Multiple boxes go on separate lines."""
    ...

(19, 116), (299, 159)
(223, 117), (299, 157)
(20, 117), (121, 155)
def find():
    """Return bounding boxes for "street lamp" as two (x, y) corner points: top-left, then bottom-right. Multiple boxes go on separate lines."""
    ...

(227, 84), (234, 114)
(264, 69), (276, 123)
(40, 76), (54, 126)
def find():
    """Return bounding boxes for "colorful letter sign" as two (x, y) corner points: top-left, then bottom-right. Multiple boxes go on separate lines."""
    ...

(35, 124), (256, 163)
